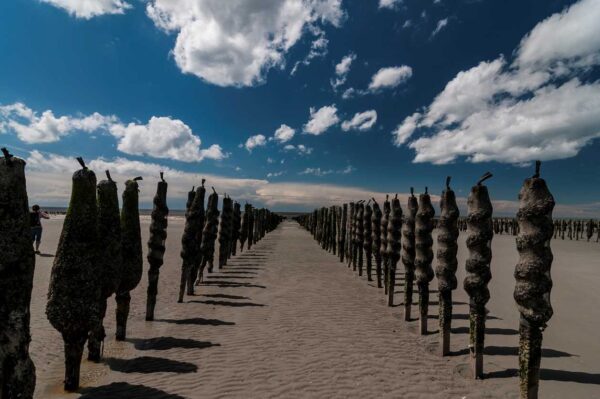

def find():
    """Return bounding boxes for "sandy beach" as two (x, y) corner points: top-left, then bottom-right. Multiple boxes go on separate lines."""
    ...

(29, 218), (600, 398)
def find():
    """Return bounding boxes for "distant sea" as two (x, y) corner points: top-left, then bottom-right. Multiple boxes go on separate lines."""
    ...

(43, 207), (307, 218)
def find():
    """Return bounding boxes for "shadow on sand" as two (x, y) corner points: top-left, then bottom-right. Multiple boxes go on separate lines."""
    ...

(155, 317), (235, 326)
(105, 356), (197, 374)
(189, 300), (266, 307)
(486, 369), (600, 385)
(128, 337), (220, 351)
(79, 382), (186, 399)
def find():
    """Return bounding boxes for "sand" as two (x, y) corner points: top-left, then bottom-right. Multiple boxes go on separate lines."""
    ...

(28, 218), (600, 398)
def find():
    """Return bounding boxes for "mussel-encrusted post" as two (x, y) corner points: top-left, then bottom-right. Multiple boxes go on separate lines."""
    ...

(340, 204), (347, 262)
(178, 181), (205, 301)
(401, 188), (417, 321)
(415, 187), (435, 335)
(219, 196), (233, 267)
(231, 202), (241, 256)
(145, 172), (169, 321)
(464, 172), (493, 379)
(435, 177), (459, 355)
(514, 161), (554, 399)
(356, 201), (364, 276)
(198, 188), (219, 284)
(371, 199), (383, 288)
(386, 195), (402, 306)
(115, 176), (143, 341)
(88, 170), (122, 361)
(247, 206), (255, 250)
(381, 195), (391, 294)
(347, 202), (355, 268)
(0, 148), (36, 398)
(239, 203), (250, 252)
(46, 158), (100, 391)
(187, 183), (206, 293)
(364, 202), (373, 281)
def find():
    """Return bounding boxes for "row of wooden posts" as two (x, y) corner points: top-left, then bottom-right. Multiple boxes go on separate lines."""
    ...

(0, 148), (281, 398)
(295, 162), (555, 399)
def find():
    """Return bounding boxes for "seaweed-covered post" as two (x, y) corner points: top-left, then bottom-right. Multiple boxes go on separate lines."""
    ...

(247, 205), (255, 250)
(415, 187), (435, 335)
(88, 170), (122, 361)
(356, 201), (364, 276)
(435, 177), (459, 355)
(347, 202), (355, 268)
(401, 188), (417, 321)
(46, 157), (100, 391)
(514, 161), (554, 399)
(197, 188), (219, 284)
(218, 196), (233, 267)
(239, 203), (250, 252)
(339, 204), (347, 262)
(231, 202), (241, 256)
(0, 148), (36, 398)
(386, 195), (402, 306)
(178, 181), (205, 301)
(145, 172), (169, 321)
(381, 195), (391, 294)
(115, 176), (143, 341)
(187, 183), (206, 292)
(371, 199), (383, 288)
(363, 202), (373, 281)
(464, 172), (493, 379)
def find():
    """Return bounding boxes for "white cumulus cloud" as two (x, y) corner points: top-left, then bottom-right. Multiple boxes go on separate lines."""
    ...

(244, 134), (267, 152)
(283, 144), (313, 155)
(273, 124), (296, 143)
(392, 112), (420, 146)
(331, 53), (356, 89)
(146, 0), (345, 87)
(41, 0), (131, 19)
(303, 104), (340, 135)
(368, 65), (413, 91)
(431, 18), (449, 37)
(341, 110), (377, 132)
(378, 0), (402, 10)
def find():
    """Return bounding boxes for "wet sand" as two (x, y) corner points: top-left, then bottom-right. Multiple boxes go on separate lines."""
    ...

(29, 219), (600, 398)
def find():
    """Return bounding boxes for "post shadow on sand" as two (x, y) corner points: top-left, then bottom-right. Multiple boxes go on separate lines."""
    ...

(37, 252), (55, 257)
(79, 382), (186, 399)
(128, 337), (221, 351)
(205, 275), (255, 279)
(202, 293), (250, 300)
(200, 281), (266, 289)
(104, 356), (197, 374)
(485, 368), (600, 385)
(189, 300), (266, 307)
(428, 313), (501, 321)
(484, 346), (574, 357)
(220, 271), (258, 275)
(451, 326), (518, 335)
(155, 317), (235, 326)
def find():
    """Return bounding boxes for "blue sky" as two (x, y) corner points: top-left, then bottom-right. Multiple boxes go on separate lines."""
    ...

(1, 0), (599, 214)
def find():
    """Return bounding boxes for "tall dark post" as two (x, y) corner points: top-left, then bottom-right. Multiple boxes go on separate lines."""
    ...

(356, 201), (364, 276)
(340, 204), (347, 262)
(415, 187), (435, 335)
(464, 172), (493, 379)
(198, 188), (219, 284)
(115, 176), (143, 341)
(364, 201), (373, 281)
(0, 148), (36, 398)
(218, 196), (233, 267)
(371, 199), (383, 288)
(401, 188), (417, 321)
(187, 182), (206, 294)
(435, 177), (459, 355)
(514, 161), (554, 399)
(386, 195), (402, 307)
(178, 181), (205, 302)
(231, 202), (241, 256)
(347, 202), (355, 268)
(247, 206), (255, 250)
(240, 203), (250, 252)
(145, 173), (169, 321)
(381, 195), (391, 294)
(88, 170), (122, 361)
(46, 157), (100, 391)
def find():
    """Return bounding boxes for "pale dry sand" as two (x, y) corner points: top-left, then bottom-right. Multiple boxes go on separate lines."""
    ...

(29, 219), (600, 398)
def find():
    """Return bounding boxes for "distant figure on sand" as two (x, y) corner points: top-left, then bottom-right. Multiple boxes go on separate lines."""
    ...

(30, 204), (49, 254)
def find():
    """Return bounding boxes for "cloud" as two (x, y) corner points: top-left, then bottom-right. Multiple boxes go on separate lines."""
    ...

(431, 18), (449, 37)
(283, 144), (313, 155)
(341, 110), (377, 132)
(378, 0), (402, 10)
(146, 0), (345, 87)
(267, 171), (285, 178)
(244, 134), (267, 152)
(0, 103), (116, 143)
(392, 112), (420, 146)
(273, 124), (296, 143)
(331, 53), (356, 89)
(109, 116), (226, 162)
(291, 34), (329, 75)
(303, 104), (340, 135)
(398, 0), (600, 164)
(41, 0), (131, 18)
(368, 66), (413, 91)
(299, 164), (355, 176)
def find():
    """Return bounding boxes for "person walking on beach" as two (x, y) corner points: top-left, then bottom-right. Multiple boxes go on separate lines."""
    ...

(30, 204), (49, 254)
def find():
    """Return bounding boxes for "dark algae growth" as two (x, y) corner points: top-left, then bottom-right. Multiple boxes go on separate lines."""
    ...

(115, 176), (143, 341)
(146, 173), (169, 321)
(88, 170), (122, 362)
(386, 195), (402, 307)
(178, 181), (205, 301)
(0, 148), (36, 399)
(464, 172), (493, 379)
(46, 157), (101, 391)
(514, 161), (555, 399)
(401, 189), (417, 321)
(415, 187), (435, 335)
